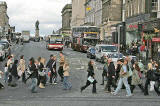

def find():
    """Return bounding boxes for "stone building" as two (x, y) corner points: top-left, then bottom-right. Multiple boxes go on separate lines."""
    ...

(0, 1), (10, 37)
(61, 4), (72, 36)
(71, 0), (85, 27)
(84, 0), (95, 25)
(101, 0), (122, 43)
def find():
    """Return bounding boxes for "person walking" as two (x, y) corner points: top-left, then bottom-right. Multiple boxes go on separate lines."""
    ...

(115, 59), (122, 84)
(52, 56), (57, 84)
(29, 58), (38, 93)
(0, 70), (4, 89)
(131, 62), (144, 93)
(10, 60), (19, 87)
(101, 56), (108, 85)
(7, 55), (14, 86)
(112, 59), (132, 97)
(63, 61), (72, 90)
(17, 55), (26, 83)
(58, 52), (65, 82)
(37, 57), (46, 88)
(4, 63), (8, 83)
(81, 60), (97, 94)
(105, 58), (116, 93)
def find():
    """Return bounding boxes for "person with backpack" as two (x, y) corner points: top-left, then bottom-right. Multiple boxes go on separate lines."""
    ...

(112, 58), (132, 97)
(101, 56), (108, 85)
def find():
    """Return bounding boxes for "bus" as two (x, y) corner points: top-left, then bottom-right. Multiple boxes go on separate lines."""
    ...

(46, 34), (64, 51)
(71, 26), (100, 52)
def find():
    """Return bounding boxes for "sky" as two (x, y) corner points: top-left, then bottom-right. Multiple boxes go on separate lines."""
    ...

(3, 0), (71, 36)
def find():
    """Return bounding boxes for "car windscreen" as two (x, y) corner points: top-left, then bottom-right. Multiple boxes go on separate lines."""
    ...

(101, 46), (117, 52)
(49, 40), (63, 44)
(110, 54), (123, 58)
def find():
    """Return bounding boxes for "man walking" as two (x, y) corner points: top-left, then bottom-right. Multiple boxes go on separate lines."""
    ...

(58, 52), (65, 82)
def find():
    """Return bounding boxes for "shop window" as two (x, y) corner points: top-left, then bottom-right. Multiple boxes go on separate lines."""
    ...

(152, 0), (158, 12)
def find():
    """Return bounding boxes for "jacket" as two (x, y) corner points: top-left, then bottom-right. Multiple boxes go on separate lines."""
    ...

(18, 59), (26, 72)
(120, 64), (129, 78)
(131, 69), (142, 85)
(87, 65), (95, 77)
(63, 65), (69, 76)
(60, 56), (65, 66)
(107, 62), (115, 78)
(46, 59), (54, 71)
(11, 63), (18, 78)
(29, 64), (38, 78)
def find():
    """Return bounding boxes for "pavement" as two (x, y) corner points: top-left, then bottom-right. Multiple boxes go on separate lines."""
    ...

(0, 41), (159, 106)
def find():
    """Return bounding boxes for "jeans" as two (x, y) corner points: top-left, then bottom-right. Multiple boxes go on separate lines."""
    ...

(63, 76), (72, 90)
(4, 71), (9, 83)
(114, 77), (132, 95)
(50, 71), (57, 84)
(31, 78), (37, 93)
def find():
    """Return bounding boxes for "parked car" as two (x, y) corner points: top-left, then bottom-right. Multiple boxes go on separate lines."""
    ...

(0, 41), (11, 57)
(0, 45), (6, 61)
(95, 44), (118, 63)
(109, 53), (124, 66)
(87, 47), (96, 59)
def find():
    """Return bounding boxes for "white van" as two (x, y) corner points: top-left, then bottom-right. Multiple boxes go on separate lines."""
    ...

(95, 44), (118, 62)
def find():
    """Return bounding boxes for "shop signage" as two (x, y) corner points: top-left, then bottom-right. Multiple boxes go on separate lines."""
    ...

(152, 38), (160, 42)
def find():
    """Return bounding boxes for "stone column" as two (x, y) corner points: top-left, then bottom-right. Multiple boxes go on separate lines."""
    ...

(35, 29), (39, 37)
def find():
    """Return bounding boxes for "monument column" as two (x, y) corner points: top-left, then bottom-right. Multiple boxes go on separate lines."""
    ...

(35, 20), (39, 37)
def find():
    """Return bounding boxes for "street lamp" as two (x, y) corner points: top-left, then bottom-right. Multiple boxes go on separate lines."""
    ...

(118, 25), (122, 59)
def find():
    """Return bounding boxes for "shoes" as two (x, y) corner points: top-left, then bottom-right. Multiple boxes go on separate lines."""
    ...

(126, 94), (133, 97)
(105, 91), (111, 93)
(39, 83), (45, 89)
(111, 92), (117, 96)
(92, 92), (97, 94)
(100, 83), (104, 85)
(53, 82), (57, 85)
(80, 88), (83, 93)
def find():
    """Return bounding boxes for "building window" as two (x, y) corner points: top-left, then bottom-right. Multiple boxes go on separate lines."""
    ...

(152, 0), (158, 12)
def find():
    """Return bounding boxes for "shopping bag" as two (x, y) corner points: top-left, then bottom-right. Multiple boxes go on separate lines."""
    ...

(88, 76), (95, 83)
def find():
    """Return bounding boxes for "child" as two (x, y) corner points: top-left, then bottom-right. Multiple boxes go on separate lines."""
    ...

(0, 70), (4, 89)
(4, 63), (8, 83)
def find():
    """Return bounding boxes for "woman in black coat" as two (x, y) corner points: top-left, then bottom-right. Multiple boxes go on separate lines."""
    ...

(81, 60), (97, 94)
(11, 60), (19, 87)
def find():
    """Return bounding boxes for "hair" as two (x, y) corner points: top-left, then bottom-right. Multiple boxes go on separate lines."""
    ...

(60, 51), (63, 54)
(50, 54), (53, 58)
(148, 63), (152, 70)
(38, 57), (41, 62)
(134, 62), (140, 72)
(4, 63), (7, 67)
(14, 60), (18, 64)
(20, 55), (24, 59)
(88, 60), (93, 67)
(29, 57), (35, 65)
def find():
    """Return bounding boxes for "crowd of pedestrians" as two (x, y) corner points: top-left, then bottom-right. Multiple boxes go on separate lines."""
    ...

(0, 52), (72, 93)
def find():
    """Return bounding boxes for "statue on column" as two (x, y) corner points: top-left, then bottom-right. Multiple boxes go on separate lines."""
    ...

(35, 20), (39, 30)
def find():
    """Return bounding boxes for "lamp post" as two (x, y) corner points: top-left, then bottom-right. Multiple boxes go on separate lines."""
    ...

(118, 25), (122, 59)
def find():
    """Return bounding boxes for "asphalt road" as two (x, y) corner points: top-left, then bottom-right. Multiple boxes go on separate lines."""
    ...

(0, 41), (159, 106)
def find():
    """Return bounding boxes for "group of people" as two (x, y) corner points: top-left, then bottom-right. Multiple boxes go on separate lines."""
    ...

(0, 52), (72, 93)
(81, 56), (160, 97)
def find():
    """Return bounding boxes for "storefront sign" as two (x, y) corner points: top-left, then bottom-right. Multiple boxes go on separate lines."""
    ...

(152, 38), (160, 42)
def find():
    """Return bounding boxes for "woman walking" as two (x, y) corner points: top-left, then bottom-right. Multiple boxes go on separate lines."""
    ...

(131, 62), (144, 93)
(81, 60), (97, 94)
(17, 55), (26, 83)
(63, 61), (72, 90)
(0, 70), (4, 89)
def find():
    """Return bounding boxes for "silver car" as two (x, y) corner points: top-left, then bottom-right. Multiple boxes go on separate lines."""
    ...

(0, 45), (5, 61)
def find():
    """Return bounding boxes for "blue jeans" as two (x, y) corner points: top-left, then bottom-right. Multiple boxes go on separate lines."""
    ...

(114, 77), (132, 95)
(4, 72), (9, 83)
(31, 78), (37, 93)
(63, 76), (72, 90)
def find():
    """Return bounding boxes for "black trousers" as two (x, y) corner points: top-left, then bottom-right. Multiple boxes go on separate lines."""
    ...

(58, 66), (64, 81)
(131, 84), (144, 93)
(144, 78), (151, 95)
(105, 77), (116, 92)
(22, 72), (26, 83)
(0, 82), (4, 88)
(50, 71), (57, 84)
(81, 80), (96, 93)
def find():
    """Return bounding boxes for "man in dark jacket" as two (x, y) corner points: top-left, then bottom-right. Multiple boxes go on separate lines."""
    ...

(105, 58), (116, 93)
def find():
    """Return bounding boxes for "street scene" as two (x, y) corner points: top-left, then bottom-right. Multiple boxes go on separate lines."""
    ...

(0, 0), (160, 106)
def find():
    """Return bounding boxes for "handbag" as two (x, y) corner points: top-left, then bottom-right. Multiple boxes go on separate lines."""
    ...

(39, 70), (45, 76)
(18, 70), (22, 77)
(88, 76), (95, 83)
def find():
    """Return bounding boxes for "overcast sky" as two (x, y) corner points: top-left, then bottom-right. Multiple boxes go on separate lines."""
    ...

(3, 0), (71, 36)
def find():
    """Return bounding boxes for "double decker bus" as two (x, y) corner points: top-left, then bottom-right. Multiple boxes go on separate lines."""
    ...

(71, 26), (100, 52)
(46, 34), (64, 51)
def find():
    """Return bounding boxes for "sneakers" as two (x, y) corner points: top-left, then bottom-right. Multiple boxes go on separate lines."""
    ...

(53, 82), (57, 85)
(111, 92), (117, 96)
(126, 94), (133, 97)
